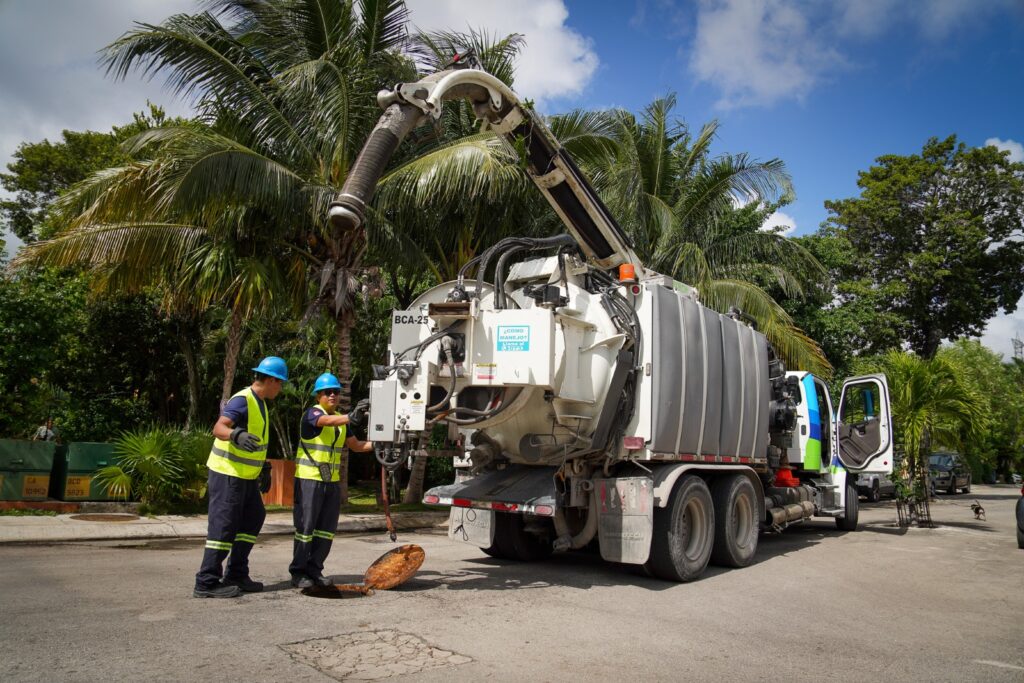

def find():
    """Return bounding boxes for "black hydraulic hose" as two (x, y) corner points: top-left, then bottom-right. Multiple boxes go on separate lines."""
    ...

(426, 360), (457, 413)
(475, 238), (527, 304)
(491, 236), (581, 309)
(328, 102), (425, 232)
(458, 254), (483, 279)
(494, 245), (528, 308)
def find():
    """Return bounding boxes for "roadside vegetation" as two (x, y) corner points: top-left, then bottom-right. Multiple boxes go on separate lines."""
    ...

(2, 0), (1023, 513)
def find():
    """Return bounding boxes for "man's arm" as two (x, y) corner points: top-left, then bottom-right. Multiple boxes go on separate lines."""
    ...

(212, 415), (236, 441)
(345, 435), (374, 453)
(316, 413), (351, 427)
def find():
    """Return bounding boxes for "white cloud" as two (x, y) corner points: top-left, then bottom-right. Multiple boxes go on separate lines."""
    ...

(688, 0), (843, 108)
(687, 0), (1021, 109)
(761, 210), (796, 236)
(978, 298), (1024, 360)
(404, 0), (598, 107)
(0, 0), (196, 258)
(986, 137), (1024, 163)
(0, 1), (196, 162)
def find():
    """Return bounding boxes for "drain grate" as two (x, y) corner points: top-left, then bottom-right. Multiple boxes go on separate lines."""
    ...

(281, 630), (471, 680)
(69, 513), (140, 522)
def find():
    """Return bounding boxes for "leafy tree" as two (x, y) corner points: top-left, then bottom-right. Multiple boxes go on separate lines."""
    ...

(941, 340), (1024, 480)
(0, 268), (190, 440)
(0, 106), (172, 242)
(784, 230), (907, 377)
(824, 136), (1024, 359)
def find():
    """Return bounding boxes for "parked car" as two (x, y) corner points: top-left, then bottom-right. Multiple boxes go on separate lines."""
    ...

(928, 452), (971, 495)
(856, 472), (896, 502)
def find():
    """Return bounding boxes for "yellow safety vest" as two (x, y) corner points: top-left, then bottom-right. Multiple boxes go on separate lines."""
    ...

(296, 406), (346, 482)
(206, 388), (269, 480)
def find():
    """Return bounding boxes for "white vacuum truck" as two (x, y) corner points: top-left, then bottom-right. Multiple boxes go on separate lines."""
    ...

(328, 59), (894, 582)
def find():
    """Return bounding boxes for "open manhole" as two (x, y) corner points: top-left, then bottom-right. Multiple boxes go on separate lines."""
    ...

(303, 544), (425, 599)
(69, 513), (140, 522)
(281, 630), (471, 680)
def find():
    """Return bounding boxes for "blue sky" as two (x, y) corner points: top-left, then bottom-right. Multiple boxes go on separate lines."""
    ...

(2, 0), (1022, 355)
(555, 0), (1024, 238)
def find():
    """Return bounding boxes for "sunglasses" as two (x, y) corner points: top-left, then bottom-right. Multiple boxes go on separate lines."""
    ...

(322, 389), (341, 396)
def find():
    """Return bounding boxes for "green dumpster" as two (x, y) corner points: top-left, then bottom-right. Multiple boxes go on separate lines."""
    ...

(0, 440), (59, 501)
(51, 442), (120, 501)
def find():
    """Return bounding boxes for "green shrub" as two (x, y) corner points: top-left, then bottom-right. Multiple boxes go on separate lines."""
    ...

(95, 426), (210, 513)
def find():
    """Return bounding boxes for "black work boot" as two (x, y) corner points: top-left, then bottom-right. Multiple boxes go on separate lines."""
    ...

(312, 575), (332, 587)
(291, 574), (314, 589)
(223, 576), (264, 593)
(193, 583), (241, 598)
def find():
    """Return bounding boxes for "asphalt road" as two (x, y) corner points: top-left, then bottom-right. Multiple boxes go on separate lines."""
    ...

(1, 485), (1021, 682)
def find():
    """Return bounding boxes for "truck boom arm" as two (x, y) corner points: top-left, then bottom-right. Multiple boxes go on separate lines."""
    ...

(328, 67), (641, 271)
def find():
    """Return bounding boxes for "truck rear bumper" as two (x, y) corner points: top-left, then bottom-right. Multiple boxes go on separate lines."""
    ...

(423, 465), (558, 516)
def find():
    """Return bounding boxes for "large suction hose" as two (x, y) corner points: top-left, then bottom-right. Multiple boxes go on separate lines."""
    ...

(328, 102), (425, 232)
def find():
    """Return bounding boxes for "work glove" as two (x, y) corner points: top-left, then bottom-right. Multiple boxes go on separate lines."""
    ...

(259, 462), (272, 494)
(348, 398), (370, 427)
(230, 427), (261, 453)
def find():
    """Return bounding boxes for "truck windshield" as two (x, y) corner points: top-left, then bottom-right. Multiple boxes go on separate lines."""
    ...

(929, 454), (954, 467)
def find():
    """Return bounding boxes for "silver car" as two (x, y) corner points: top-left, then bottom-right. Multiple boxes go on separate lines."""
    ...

(856, 472), (896, 502)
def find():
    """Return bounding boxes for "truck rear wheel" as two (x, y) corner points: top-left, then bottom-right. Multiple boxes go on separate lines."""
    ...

(710, 474), (759, 568)
(483, 512), (552, 562)
(482, 513), (515, 559)
(647, 475), (715, 582)
(836, 482), (860, 531)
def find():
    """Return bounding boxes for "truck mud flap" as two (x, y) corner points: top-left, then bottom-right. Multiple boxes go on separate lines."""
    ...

(593, 477), (653, 564)
(424, 465), (558, 516)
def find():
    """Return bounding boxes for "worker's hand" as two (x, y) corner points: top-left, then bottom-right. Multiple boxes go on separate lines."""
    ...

(230, 428), (261, 453)
(348, 399), (370, 427)
(259, 462), (272, 494)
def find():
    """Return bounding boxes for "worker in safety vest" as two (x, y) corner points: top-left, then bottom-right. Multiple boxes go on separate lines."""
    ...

(193, 356), (288, 598)
(289, 372), (372, 588)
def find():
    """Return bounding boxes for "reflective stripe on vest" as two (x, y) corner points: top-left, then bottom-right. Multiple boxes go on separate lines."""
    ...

(295, 406), (345, 482)
(206, 387), (269, 480)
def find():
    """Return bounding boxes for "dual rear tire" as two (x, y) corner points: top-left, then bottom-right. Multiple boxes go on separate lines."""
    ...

(646, 473), (759, 582)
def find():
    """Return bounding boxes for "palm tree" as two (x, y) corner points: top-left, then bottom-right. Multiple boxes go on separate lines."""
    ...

(13, 3), (538, 503)
(875, 349), (987, 519)
(601, 97), (830, 375)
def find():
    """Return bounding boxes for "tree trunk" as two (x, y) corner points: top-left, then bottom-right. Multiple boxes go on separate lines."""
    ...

(221, 308), (245, 405)
(403, 455), (428, 503)
(335, 311), (355, 504)
(180, 336), (201, 431)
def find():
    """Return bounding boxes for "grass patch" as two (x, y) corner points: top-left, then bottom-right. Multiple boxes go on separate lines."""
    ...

(0, 508), (58, 516)
(262, 486), (439, 515)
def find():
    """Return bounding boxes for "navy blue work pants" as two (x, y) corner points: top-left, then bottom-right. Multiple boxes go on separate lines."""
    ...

(194, 470), (266, 589)
(288, 478), (341, 579)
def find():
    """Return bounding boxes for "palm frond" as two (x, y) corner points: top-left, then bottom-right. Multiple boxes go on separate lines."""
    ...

(700, 279), (831, 376)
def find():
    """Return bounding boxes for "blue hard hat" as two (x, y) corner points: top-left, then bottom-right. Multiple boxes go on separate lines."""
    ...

(311, 372), (343, 396)
(252, 356), (289, 381)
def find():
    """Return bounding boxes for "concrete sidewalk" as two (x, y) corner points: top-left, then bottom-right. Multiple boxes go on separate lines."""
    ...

(0, 510), (449, 544)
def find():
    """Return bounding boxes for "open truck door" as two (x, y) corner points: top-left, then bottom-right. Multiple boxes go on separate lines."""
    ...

(835, 374), (893, 474)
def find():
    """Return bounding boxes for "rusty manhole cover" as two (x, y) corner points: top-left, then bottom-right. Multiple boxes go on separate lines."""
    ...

(281, 630), (471, 680)
(69, 513), (140, 522)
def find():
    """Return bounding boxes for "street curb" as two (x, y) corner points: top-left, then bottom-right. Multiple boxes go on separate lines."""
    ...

(0, 511), (449, 544)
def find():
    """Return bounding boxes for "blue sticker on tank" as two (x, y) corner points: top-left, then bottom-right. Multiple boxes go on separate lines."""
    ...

(496, 325), (530, 351)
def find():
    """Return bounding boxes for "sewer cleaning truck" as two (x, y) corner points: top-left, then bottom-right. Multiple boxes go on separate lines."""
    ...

(327, 58), (894, 582)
